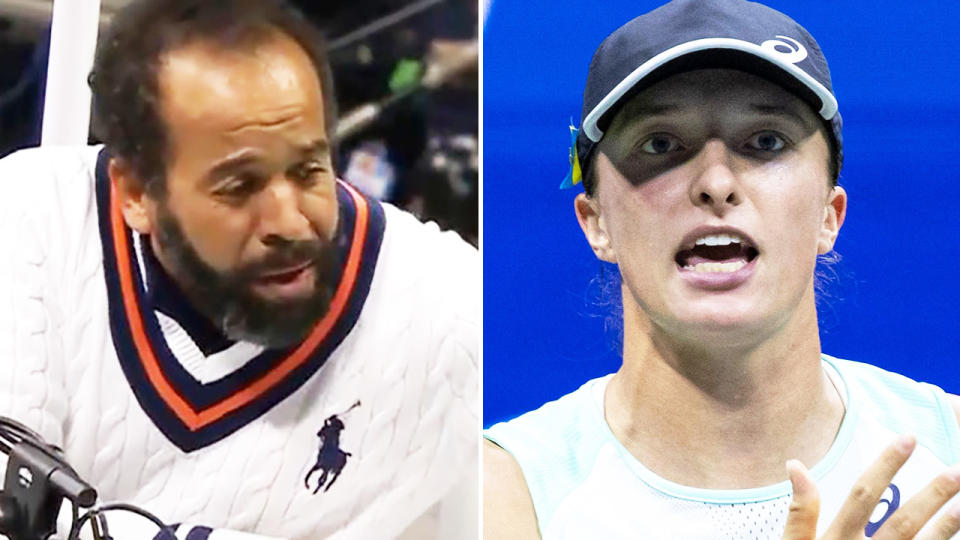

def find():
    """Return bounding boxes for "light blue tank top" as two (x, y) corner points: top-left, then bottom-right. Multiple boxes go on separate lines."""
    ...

(485, 356), (960, 539)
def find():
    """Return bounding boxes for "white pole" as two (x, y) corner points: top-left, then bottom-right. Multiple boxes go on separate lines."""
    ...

(41, 0), (103, 146)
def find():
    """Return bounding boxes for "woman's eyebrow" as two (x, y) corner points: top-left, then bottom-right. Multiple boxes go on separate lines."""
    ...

(747, 103), (813, 128)
(621, 102), (684, 122)
(610, 103), (685, 137)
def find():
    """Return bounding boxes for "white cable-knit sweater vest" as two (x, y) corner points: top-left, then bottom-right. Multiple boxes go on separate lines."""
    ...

(0, 146), (479, 539)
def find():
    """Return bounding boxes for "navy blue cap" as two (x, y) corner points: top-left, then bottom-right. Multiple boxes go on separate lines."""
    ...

(565, 0), (843, 190)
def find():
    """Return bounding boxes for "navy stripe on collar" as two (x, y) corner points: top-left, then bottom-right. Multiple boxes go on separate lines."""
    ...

(141, 239), (236, 356)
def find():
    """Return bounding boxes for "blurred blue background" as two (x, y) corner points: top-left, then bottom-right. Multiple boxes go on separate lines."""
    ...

(483, 0), (960, 427)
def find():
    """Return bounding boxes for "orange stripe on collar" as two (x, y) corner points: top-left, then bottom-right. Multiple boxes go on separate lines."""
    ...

(108, 179), (370, 431)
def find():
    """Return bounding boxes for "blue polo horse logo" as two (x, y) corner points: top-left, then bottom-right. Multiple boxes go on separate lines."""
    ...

(304, 401), (361, 494)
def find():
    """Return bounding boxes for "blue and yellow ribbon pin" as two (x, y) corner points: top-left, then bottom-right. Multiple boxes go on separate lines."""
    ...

(560, 121), (582, 189)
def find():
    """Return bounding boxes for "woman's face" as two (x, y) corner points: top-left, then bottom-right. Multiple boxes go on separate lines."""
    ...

(576, 69), (846, 348)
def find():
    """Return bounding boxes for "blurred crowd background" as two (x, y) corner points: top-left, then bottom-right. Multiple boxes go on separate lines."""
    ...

(0, 0), (478, 245)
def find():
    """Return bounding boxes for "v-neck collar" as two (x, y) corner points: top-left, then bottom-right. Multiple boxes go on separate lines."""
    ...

(95, 148), (386, 452)
(140, 237), (236, 356)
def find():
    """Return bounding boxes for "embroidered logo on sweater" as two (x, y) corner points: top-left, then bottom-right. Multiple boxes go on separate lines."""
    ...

(305, 401), (361, 494)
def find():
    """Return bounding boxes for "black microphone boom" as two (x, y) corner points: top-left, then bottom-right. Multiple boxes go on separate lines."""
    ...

(0, 419), (97, 540)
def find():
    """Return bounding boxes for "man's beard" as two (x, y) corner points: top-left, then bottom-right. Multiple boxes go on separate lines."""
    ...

(152, 204), (341, 349)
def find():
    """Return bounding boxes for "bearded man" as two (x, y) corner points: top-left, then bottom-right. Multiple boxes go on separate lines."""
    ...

(0, 0), (477, 538)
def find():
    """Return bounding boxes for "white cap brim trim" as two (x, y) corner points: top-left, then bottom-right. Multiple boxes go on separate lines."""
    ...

(582, 37), (839, 142)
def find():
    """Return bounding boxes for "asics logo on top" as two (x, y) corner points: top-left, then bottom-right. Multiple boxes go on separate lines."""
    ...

(864, 483), (900, 537)
(760, 35), (808, 64)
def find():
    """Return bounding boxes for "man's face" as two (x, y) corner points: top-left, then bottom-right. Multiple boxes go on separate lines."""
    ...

(143, 33), (339, 347)
(578, 69), (845, 346)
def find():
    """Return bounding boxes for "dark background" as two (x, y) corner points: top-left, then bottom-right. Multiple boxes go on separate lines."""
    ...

(484, 0), (960, 426)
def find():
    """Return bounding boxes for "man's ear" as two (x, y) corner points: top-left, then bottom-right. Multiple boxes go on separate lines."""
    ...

(109, 158), (155, 235)
(574, 193), (616, 263)
(817, 185), (847, 255)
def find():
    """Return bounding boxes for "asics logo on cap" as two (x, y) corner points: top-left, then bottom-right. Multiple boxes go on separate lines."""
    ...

(760, 35), (807, 64)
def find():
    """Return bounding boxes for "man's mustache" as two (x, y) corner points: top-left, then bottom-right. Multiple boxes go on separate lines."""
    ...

(235, 240), (331, 280)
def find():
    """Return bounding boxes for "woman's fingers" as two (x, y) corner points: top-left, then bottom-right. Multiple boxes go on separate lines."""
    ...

(873, 466), (960, 540)
(782, 459), (821, 540)
(915, 500), (960, 540)
(823, 435), (917, 538)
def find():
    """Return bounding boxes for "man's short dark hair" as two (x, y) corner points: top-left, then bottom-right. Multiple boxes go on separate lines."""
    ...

(89, 0), (337, 198)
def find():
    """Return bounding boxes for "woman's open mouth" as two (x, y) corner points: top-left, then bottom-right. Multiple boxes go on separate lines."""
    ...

(674, 231), (760, 290)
